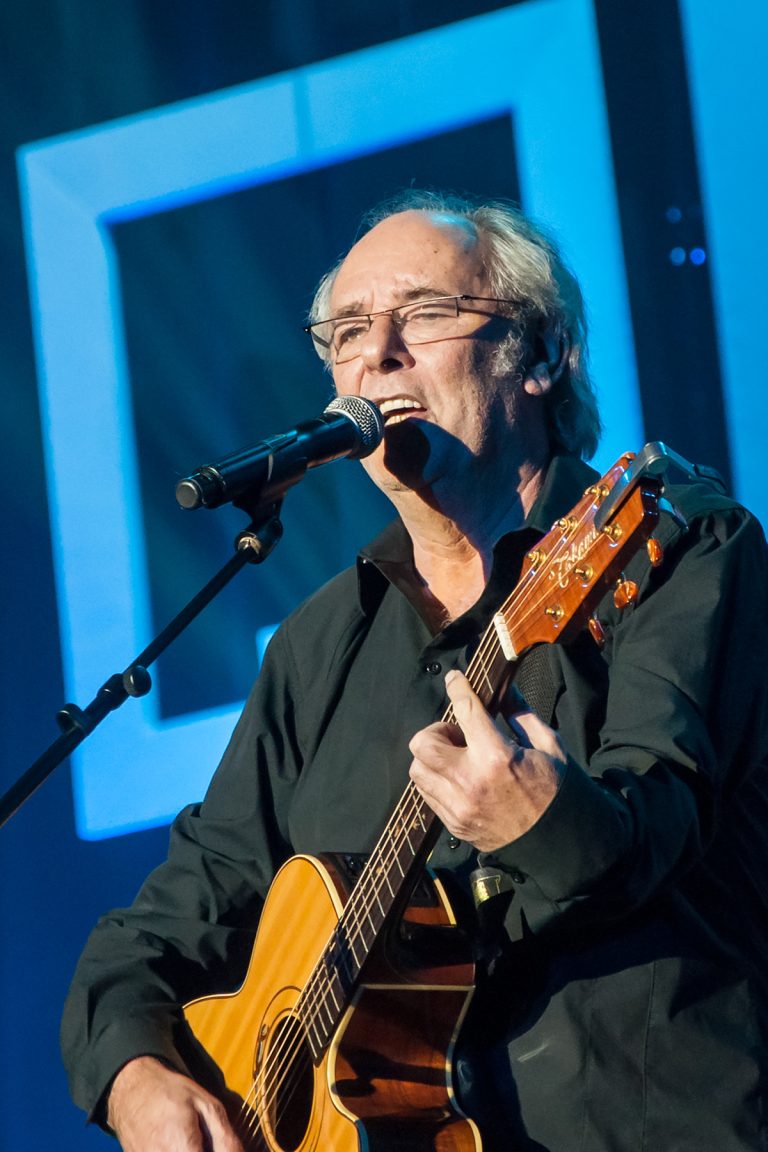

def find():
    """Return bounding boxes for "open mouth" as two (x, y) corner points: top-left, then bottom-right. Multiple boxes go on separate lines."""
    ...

(379, 397), (427, 426)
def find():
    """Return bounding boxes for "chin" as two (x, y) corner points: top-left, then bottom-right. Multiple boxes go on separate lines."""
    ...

(383, 418), (432, 467)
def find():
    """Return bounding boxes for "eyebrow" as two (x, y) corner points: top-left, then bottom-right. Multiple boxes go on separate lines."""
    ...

(329, 285), (451, 320)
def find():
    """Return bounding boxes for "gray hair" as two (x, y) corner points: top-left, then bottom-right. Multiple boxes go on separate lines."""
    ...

(309, 189), (601, 460)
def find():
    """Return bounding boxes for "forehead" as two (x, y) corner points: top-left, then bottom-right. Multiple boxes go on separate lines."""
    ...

(330, 210), (488, 309)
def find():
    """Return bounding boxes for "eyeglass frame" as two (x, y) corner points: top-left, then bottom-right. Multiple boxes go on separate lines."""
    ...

(303, 294), (524, 362)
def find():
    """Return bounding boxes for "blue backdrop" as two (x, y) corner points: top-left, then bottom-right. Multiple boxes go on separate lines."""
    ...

(0, 1), (765, 1147)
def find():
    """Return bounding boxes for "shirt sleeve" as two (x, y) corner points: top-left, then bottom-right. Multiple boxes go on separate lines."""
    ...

(479, 494), (768, 939)
(59, 623), (303, 1122)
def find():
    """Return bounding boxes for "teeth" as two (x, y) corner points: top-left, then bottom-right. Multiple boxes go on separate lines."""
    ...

(379, 397), (423, 417)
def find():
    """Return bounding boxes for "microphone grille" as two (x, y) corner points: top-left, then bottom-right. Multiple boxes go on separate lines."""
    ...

(324, 395), (384, 457)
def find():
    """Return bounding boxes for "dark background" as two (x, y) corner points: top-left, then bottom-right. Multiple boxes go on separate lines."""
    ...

(0, 1), (763, 1147)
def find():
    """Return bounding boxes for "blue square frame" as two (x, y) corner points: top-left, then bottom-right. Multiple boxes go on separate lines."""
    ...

(17, 0), (641, 837)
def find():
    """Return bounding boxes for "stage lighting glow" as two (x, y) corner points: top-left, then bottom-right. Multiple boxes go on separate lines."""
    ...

(17, 0), (640, 838)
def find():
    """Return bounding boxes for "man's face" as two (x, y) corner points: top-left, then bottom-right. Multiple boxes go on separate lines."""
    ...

(328, 210), (536, 501)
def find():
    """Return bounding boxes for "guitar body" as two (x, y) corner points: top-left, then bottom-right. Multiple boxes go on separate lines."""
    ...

(183, 853), (482, 1151)
(182, 453), (664, 1151)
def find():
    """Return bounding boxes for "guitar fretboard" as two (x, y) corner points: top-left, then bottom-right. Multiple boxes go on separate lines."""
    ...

(295, 637), (511, 1062)
(291, 457), (656, 1064)
(297, 779), (439, 1061)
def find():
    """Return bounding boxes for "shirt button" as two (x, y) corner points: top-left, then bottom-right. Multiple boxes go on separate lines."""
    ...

(447, 835), (461, 849)
(510, 870), (526, 884)
(425, 661), (442, 676)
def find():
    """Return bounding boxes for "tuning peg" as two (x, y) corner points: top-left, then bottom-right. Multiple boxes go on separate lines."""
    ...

(588, 615), (606, 648)
(646, 538), (663, 567)
(613, 577), (639, 611)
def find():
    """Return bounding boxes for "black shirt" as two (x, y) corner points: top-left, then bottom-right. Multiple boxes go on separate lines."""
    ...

(61, 454), (768, 1150)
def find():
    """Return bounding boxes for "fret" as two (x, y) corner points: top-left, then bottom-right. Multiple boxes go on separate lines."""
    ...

(396, 827), (422, 870)
(359, 914), (376, 947)
(325, 976), (340, 1012)
(317, 995), (335, 1032)
(322, 948), (347, 990)
(358, 878), (383, 932)
(307, 1015), (324, 1059)
(323, 938), (355, 993)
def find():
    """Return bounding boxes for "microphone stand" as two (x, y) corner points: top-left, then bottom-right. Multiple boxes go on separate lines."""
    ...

(0, 497), (285, 830)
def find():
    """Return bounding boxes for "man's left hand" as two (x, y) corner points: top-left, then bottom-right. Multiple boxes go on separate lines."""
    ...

(408, 669), (567, 852)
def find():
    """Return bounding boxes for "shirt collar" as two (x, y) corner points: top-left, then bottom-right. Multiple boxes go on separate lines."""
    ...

(356, 454), (600, 616)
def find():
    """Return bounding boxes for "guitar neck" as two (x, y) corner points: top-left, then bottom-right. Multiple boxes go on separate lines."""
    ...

(296, 455), (661, 1061)
(296, 633), (511, 1060)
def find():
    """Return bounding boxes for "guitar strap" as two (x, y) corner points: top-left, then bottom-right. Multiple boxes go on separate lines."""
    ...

(509, 642), (561, 728)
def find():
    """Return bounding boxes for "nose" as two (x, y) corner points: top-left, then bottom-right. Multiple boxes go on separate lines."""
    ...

(358, 312), (416, 374)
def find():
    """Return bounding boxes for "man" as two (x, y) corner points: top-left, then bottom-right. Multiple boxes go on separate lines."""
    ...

(62, 191), (768, 1151)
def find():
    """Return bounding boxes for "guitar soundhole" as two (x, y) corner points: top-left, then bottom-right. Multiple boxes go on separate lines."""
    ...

(263, 1014), (314, 1152)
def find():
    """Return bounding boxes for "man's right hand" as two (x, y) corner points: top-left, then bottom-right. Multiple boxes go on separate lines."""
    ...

(107, 1055), (245, 1151)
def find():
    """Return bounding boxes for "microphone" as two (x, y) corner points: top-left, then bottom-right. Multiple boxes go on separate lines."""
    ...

(175, 395), (383, 511)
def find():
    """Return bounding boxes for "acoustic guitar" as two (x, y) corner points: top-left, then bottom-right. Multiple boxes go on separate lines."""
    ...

(183, 450), (665, 1151)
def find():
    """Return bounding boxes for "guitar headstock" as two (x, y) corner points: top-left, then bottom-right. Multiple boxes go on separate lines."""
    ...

(492, 453), (663, 660)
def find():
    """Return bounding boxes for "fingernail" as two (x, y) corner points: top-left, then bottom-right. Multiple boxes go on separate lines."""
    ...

(445, 669), (459, 685)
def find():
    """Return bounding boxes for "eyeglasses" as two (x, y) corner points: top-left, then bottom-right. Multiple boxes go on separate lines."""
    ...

(304, 294), (522, 364)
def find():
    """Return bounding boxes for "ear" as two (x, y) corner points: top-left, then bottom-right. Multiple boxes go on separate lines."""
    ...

(522, 363), (553, 397)
(522, 329), (568, 396)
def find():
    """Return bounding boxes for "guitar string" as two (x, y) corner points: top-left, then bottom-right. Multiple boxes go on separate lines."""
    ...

(288, 483), (617, 1019)
(231, 538), (551, 1139)
(232, 481), (633, 1142)
(231, 574), (531, 1144)
(231, 576), (549, 1136)
(238, 480), (643, 1145)
(274, 479), (618, 1019)
(257, 465), (630, 1059)
(232, 492), (611, 1143)
(233, 488), (616, 1143)
(279, 470), (650, 1130)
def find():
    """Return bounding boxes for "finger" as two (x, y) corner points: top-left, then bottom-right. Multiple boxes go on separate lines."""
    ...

(510, 709), (567, 763)
(199, 1100), (244, 1152)
(408, 749), (473, 836)
(409, 720), (466, 761)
